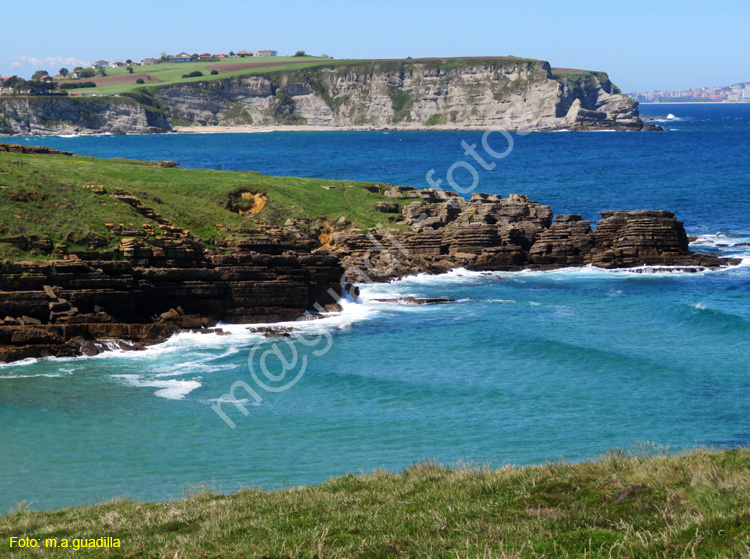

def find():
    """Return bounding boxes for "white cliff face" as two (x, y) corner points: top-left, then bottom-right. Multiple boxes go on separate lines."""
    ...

(0, 59), (642, 135)
(152, 59), (643, 131)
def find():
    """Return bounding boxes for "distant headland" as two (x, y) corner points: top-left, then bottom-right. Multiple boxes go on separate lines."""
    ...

(0, 56), (654, 135)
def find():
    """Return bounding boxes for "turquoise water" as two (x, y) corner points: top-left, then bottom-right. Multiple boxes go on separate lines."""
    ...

(1, 104), (749, 511)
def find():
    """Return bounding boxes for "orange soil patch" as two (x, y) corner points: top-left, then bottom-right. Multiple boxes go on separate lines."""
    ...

(318, 225), (333, 247)
(239, 191), (267, 215)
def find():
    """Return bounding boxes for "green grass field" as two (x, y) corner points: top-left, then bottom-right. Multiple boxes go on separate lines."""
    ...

(0, 149), (403, 261)
(1, 447), (749, 558)
(54, 57), (359, 96)
(50, 56), (550, 96)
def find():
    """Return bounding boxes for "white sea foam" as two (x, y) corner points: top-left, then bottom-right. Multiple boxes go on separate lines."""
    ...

(0, 372), (65, 379)
(206, 397), (260, 406)
(112, 374), (202, 400)
(652, 115), (689, 123)
(95, 295), (380, 362)
(152, 361), (239, 378)
(0, 355), (80, 369)
(0, 358), (44, 369)
(381, 268), (501, 288)
(691, 232), (750, 248)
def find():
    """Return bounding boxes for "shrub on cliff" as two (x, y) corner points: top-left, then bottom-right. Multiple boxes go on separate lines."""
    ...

(181, 71), (204, 79)
(60, 82), (97, 90)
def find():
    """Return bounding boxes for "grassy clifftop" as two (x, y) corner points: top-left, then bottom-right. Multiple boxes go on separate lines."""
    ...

(0, 148), (401, 262)
(1, 448), (748, 558)
(56, 56), (547, 96)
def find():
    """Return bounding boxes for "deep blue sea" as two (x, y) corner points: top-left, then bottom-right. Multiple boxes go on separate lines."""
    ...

(1, 103), (749, 511)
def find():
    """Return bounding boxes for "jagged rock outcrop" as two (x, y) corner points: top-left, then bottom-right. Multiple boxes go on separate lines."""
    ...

(0, 58), (647, 135)
(328, 193), (738, 280)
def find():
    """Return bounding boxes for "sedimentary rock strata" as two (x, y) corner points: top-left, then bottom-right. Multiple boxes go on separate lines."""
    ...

(0, 189), (737, 363)
(329, 191), (737, 280)
(0, 58), (647, 135)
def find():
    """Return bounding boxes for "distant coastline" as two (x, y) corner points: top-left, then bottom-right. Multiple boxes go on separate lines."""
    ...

(640, 101), (750, 105)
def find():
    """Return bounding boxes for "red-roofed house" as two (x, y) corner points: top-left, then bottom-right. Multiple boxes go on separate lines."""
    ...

(199, 53), (214, 60)
(236, 50), (254, 57)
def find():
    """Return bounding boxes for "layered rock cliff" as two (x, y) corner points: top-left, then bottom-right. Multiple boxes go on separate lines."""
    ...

(0, 96), (170, 135)
(327, 188), (735, 280)
(0, 58), (647, 135)
(155, 59), (644, 131)
(0, 226), (345, 363)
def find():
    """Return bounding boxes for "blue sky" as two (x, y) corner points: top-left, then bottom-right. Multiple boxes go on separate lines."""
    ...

(2, 0), (748, 91)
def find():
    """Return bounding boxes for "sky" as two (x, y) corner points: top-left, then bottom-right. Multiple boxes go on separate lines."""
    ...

(1, 0), (748, 92)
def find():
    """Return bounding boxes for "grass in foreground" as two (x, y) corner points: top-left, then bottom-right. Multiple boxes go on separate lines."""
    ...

(0, 150), (402, 260)
(1, 448), (749, 558)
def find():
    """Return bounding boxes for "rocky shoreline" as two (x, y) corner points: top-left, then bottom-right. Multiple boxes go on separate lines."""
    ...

(0, 185), (738, 364)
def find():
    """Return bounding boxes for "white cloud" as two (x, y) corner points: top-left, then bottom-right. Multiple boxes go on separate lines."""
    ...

(13, 55), (91, 69)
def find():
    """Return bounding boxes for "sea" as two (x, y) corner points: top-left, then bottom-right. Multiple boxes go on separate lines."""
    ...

(1, 103), (749, 511)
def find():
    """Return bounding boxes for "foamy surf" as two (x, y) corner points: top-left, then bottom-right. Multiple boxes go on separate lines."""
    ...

(0, 372), (67, 379)
(112, 375), (202, 400)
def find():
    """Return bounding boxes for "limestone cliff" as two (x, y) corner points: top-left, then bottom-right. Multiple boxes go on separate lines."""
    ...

(0, 58), (646, 135)
(0, 96), (170, 135)
(153, 58), (644, 131)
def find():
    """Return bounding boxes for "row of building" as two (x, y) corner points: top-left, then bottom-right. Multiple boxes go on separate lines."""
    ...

(89, 50), (279, 69)
(631, 82), (750, 102)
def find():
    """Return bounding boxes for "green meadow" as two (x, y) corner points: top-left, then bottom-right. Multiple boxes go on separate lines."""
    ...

(0, 149), (403, 261)
(54, 57), (357, 96)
